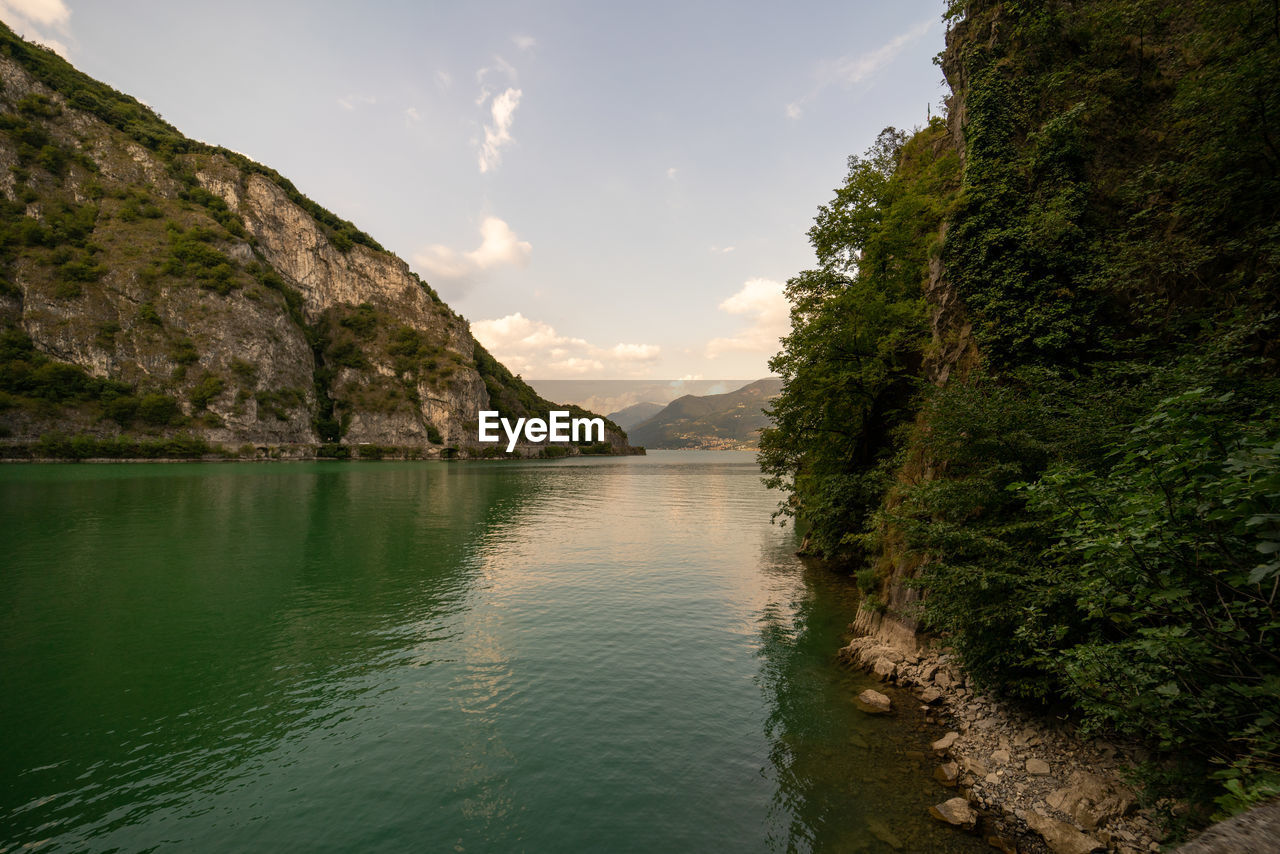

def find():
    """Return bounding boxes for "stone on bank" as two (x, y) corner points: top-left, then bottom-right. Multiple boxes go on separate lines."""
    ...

(854, 689), (892, 714)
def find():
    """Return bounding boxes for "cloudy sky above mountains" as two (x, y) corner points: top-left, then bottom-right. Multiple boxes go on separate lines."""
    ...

(1, 0), (948, 379)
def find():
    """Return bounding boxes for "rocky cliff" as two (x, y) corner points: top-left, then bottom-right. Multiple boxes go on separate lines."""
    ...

(0, 25), (633, 459)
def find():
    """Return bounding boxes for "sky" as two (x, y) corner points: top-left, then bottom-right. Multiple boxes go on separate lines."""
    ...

(1, 0), (951, 381)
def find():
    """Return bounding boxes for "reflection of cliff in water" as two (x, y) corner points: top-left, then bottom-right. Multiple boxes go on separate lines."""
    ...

(0, 462), (550, 848)
(753, 550), (987, 853)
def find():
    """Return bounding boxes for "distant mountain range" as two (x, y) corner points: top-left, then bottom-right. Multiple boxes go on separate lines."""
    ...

(625, 378), (782, 450)
(526, 379), (759, 422)
(605, 401), (667, 431)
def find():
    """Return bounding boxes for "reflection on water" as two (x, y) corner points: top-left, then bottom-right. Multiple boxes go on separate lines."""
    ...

(0, 453), (983, 852)
(754, 550), (985, 853)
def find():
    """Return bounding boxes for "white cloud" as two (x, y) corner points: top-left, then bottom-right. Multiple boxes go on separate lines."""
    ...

(825, 18), (935, 85)
(414, 216), (531, 279)
(436, 70), (452, 90)
(0, 0), (71, 56)
(709, 245), (735, 254)
(467, 216), (531, 269)
(0, 0), (69, 29)
(473, 56), (518, 110)
(477, 55), (518, 84)
(404, 106), (421, 125)
(478, 87), (522, 173)
(706, 278), (790, 359)
(337, 93), (377, 111)
(666, 167), (678, 179)
(610, 343), (661, 362)
(786, 18), (936, 118)
(513, 35), (536, 51)
(472, 313), (660, 378)
(549, 356), (604, 375)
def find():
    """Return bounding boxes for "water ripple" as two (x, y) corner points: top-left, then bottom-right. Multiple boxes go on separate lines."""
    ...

(0, 453), (985, 853)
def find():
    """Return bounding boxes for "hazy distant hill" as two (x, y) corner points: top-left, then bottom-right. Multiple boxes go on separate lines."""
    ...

(629, 378), (782, 449)
(526, 379), (756, 420)
(606, 401), (665, 431)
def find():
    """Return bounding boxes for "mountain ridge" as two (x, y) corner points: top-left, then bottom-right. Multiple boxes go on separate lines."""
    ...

(605, 401), (665, 431)
(628, 377), (781, 449)
(0, 24), (633, 459)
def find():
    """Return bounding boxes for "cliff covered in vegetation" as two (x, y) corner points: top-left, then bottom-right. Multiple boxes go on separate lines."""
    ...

(0, 23), (631, 459)
(762, 0), (1279, 823)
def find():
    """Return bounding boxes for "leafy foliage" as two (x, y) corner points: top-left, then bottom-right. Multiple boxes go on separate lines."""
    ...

(1, 329), (125, 402)
(898, 340), (1280, 806)
(254, 388), (304, 421)
(759, 121), (959, 557)
(189, 372), (226, 410)
(29, 432), (217, 459)
(164, 225), (238, 294)
(0, 326), (192, 429)
(763, 0), (1280, 813)
(912, 0), (1280, 808)
(943, 1), (1279, 366)
(1027, 383), (1280, 807)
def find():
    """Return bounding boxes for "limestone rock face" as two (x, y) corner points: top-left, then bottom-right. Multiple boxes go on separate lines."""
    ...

(0, 47), (632, 456)
(191, 161), (492, 450)
(9, 143), (321, 444)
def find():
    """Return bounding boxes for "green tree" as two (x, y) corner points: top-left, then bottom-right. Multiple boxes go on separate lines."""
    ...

(760, 122), (959, 558)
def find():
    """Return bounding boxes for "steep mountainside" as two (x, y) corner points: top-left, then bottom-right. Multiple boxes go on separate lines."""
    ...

(630, 378), (781, 449)
(762, 0), (1278, 825)
(0, 24), (631, 459)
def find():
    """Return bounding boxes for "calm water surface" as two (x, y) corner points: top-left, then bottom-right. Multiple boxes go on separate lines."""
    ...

(0, 452), (983, 852)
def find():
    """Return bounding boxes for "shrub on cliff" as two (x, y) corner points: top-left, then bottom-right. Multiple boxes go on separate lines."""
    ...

(902, 330), (1280, 812)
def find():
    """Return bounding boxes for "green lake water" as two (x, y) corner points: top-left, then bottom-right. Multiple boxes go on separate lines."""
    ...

(0, 451), (985, 852)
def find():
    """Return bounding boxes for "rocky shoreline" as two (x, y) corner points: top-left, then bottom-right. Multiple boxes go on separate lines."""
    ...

(841, 635), (1169, 854)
